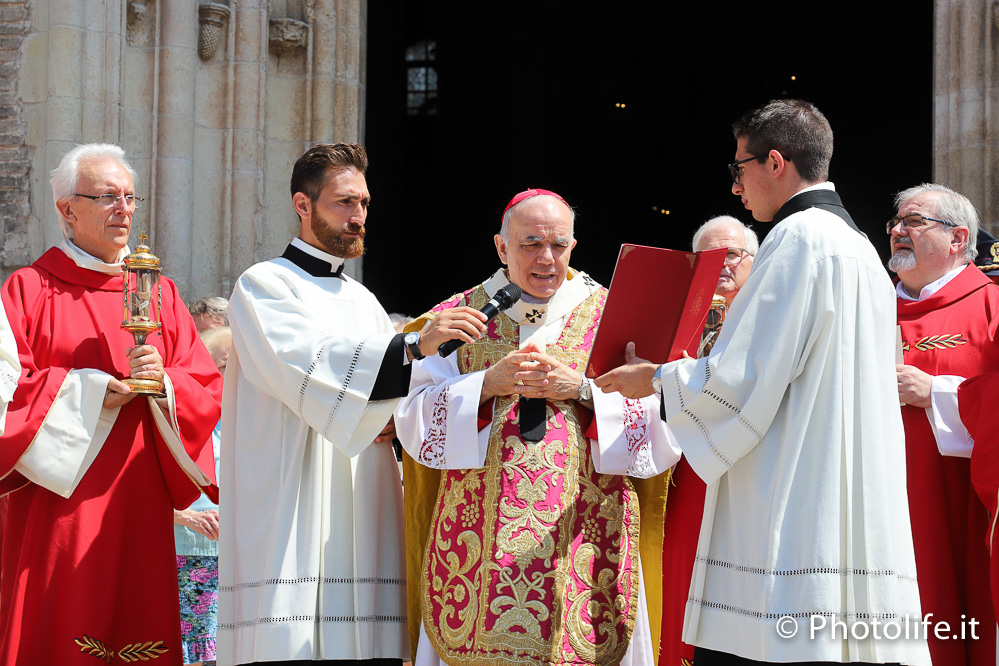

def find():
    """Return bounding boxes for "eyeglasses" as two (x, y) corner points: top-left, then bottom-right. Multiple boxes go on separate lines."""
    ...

(728, 155), (767, 184)
(724, 247), (753, 265)
(75, 193), (144, 208)
(886, 213), (958, 235)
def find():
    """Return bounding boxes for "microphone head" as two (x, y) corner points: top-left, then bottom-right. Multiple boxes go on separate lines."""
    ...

(494, 283), (522, 309)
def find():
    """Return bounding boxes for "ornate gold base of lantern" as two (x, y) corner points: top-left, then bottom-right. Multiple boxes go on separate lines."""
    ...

(123, 377), (166, 397)
(121, 317), (165, 397)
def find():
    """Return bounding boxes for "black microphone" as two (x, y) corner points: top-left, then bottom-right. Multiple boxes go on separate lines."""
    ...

(438, 283), (523, 358)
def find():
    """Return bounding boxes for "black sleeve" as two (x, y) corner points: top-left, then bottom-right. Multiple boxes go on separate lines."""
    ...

(370, 333), (413, 401)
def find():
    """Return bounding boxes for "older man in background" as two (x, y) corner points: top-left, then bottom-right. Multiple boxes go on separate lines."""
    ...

(189, 296), (229, 332)
(892, 183), (997, 666)
(660, 215), (757, 666)
(0, 143), (221, 665)
(691, 215), (758, 310)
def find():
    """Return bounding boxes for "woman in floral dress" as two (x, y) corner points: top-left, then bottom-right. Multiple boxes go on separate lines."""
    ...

(173, 326), (228, 665)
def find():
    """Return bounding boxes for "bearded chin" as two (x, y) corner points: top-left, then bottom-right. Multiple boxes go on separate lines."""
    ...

(312, 217), (365, 259)
(888, 250), (917, 273)
(325, 235), (365, 259)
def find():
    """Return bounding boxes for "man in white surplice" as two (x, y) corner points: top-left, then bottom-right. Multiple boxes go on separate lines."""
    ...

(218, 143), (484, 666)
(395, 189), (681, 666)
(597, 100), (930, 666)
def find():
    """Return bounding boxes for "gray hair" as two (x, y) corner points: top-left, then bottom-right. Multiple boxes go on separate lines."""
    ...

(50, 143), (137, 239)
(500, 195), (576, 242)
(895, 183), (979, 261)
(189, 296), (230, 325)
(691, 215), (760, 255)
(198, 325), (232, 367)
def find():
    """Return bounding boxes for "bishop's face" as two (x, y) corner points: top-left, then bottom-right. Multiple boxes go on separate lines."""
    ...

(300, 167), (369, 259)
(494, 197), (577, 301)
(59, 158), (136, 263)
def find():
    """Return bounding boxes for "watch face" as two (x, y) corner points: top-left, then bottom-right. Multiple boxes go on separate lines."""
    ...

(405, 332), (420, 346)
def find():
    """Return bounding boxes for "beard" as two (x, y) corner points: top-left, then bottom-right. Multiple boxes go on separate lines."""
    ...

(311, 212), (365, 259)
(887, 248), (917, 273)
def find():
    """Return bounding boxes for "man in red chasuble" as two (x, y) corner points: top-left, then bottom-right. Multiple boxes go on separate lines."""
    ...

(892, 183), (998, 666)
(396, 189), (681, 665)
(0, 144), (222, 665)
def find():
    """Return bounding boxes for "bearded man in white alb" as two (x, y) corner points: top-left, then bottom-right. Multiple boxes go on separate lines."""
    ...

(219, 143), (482, 666)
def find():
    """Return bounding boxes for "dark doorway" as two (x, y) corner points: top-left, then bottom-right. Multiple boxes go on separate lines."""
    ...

(363, 2), (932, 315)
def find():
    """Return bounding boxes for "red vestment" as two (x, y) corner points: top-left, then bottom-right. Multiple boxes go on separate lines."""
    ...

(898, 265), (998, 666)
(658, 457), (702, 666)
(0, 248), (221, 666)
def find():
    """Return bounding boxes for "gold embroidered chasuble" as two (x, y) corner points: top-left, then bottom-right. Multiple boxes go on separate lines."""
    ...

(402, 271), (669, 665)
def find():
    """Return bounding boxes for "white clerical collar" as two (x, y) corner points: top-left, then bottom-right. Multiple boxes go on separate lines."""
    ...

(291, 237), (346, 275)
(483, 267), (595, 326)
(59, 239), (129, 275)
(896, 263), (969, 302)
(787, 181), (835, 201)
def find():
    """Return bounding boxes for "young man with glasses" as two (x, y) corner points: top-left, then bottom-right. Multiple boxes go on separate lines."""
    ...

(892, 183), (998, 666)
(597, 99), (929, 665)
(0, 143), (222, 664)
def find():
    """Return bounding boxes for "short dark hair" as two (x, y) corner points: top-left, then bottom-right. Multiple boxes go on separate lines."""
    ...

(290, 143), (368, 202)
(732, 99), (833, 183)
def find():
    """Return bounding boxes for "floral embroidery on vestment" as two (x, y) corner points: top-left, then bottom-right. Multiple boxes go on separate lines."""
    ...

(421, 282), (642, 665)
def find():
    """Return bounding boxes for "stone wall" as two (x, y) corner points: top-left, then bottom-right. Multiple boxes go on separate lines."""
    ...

(2, 0), (367, 299)
(934, 0), (999, 234)
(0, 1), (32, 271)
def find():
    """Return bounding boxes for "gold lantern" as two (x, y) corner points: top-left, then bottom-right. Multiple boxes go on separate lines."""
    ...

(697, 294), (728, 358)
(121, 231), (165, 396)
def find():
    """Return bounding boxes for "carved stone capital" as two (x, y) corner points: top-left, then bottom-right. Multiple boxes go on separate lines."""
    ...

(198, 3), (231, 61)
(269, 18), (309, 56)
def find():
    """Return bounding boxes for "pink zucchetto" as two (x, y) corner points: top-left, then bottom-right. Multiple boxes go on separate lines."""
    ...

(501, 188), (571, 221)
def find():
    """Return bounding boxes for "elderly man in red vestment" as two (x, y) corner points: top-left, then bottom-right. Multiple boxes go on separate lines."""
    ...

(892, 183), (998, 666)
(0, 143), (222, 665)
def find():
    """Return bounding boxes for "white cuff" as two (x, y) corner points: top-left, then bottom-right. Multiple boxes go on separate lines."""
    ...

(148, 373), (212, 487)
(926, 374), (973, 458)
(590, 390), (680, 478)
(15, 369), (120, 498)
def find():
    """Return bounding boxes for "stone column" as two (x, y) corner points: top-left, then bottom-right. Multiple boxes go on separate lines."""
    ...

(2, 0), (367, 297)
(151, 2), (198, 295)
(934, 0), (999, 233)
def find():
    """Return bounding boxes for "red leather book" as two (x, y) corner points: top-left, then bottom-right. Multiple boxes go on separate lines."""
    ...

(585, 244), (726, 377)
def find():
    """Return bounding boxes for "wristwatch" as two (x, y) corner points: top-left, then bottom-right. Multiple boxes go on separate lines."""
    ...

(404, 331), (425, 360)
(578, 375), (593, 402)
(651, 364), (663, 394)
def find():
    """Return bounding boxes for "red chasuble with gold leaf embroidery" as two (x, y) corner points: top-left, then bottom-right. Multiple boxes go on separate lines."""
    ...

(898, 264), (999, 666)
(0, 248), (221, 666)
(400, 273), (672, 666)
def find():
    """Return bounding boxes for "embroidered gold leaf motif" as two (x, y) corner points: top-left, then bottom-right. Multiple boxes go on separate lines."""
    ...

(118, 640), (169, 662)
(913, 334), (967, 351)
(75, 635), (114, 663)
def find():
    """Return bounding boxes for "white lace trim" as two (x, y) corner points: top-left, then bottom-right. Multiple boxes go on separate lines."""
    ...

(623, 398), (655, 477)
(418, 381), (450, 469)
